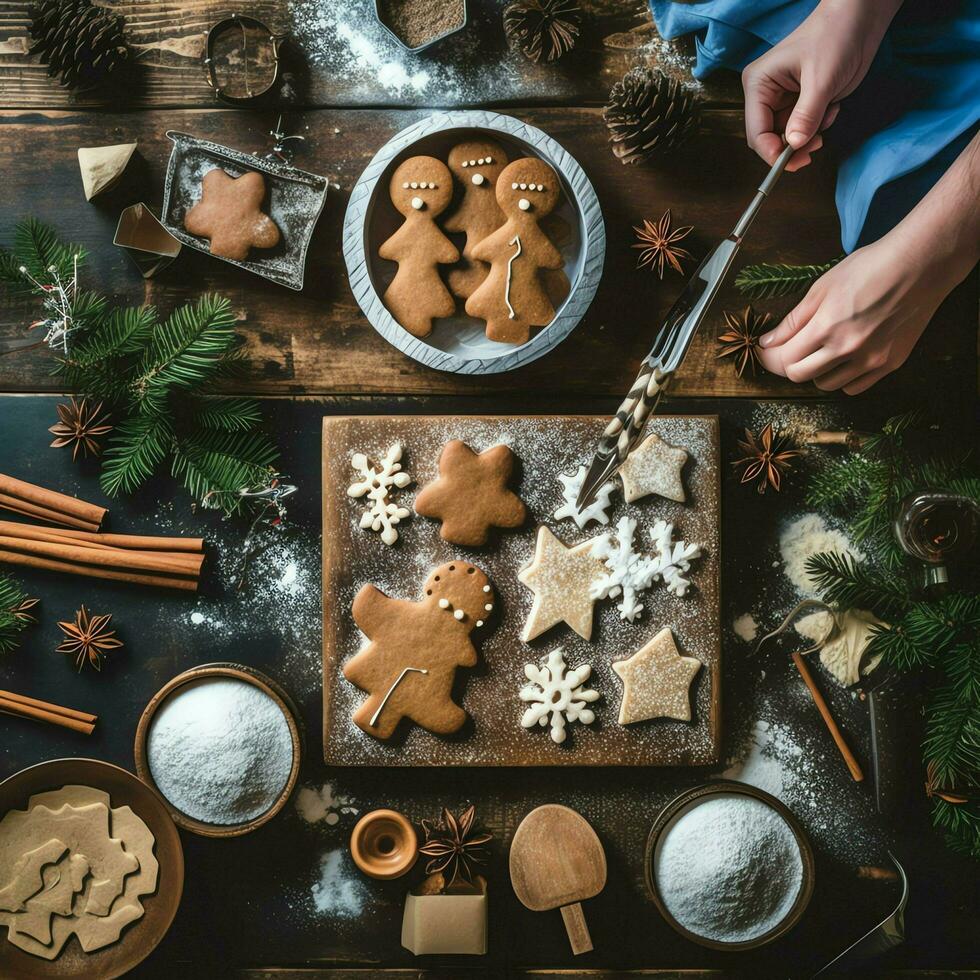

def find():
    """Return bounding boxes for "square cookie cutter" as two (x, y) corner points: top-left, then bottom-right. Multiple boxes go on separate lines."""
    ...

(161, 131), (328, 291)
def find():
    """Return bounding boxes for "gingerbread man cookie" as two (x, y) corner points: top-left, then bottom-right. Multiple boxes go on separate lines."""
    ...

(443, 140), (509, 300)
(465, 157), (564, 344)
(184, 169), (281, 261)
(379, 156), (459, 338)
(414, 440), (527, 546)
(344, 561), (495, 739)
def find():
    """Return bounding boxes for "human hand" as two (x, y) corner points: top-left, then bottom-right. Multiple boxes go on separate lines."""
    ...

(755, 238), (952, 395)
(741, 0), (902, 170)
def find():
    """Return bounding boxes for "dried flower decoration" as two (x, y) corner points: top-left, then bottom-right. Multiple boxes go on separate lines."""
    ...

(49, 397), (112, 460)
(717, 306), (770, 377)
(632, 210), (693, 279)
(419, 803), (492, 885)
(56, 604), (122, 672)
(732, 422), (800, 494)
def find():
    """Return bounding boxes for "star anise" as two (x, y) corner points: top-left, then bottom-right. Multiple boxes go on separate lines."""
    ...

(732, 422), (800, 494)
(49, 397), (112, 461)
(925, 760), (973, 805)
(56, 605), (122, 672)
(11, 596), (39, 623)
(717, 306), (770, 377)
(632, 210), (694, 278)
(419, 804), (492, 885)
(503, 0), (581, 63)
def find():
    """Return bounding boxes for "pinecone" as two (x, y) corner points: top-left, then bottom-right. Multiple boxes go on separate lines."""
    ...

(29, 0), (129, 91)
(604, 66), (700, 165)
(503, 0), (581, 64)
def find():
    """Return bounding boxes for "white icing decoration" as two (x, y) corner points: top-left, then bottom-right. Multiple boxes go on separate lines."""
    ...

(553, 465), (616, 529)
(476, 620), (484, 627)
(471, 173), (485, 186)
(648, 520), (701, 597)
(590, 516), (659, 622)
(519, 183), (527, 190)
(369, 667), (428, 727)
(484, 603), (493, 612)
(410, 182), (418, 188)
(482, 585), (491, 593)
(520, 648), (599, 744)
(504, 234), (522, 320)
(462, 161), (469, 167)
(511, 182), (518, 189)
(411, 196), (424, 210)
(518, 198), (531, 211)
(438, 598), (450, 609)
(402, 182), (409, 188)
(453, 609), (465, 620)
(486, 156), (493, 163)
(347, 444), (412, 546)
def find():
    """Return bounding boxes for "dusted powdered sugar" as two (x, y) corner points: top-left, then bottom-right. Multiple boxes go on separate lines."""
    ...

(655, 794), (803, 943)
(147, 677), (294, 825)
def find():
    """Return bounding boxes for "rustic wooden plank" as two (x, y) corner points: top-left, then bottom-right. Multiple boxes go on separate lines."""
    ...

(0, 0), (740, 110)
(0, 107), (974, 400)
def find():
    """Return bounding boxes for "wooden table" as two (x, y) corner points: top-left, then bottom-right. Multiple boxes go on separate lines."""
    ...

(1, 3), (977, 977)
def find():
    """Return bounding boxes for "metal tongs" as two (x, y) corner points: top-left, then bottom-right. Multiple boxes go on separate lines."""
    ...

(576, 142), (796, 511)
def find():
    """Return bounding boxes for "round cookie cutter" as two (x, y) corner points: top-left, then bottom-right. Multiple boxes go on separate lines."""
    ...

(644, 781), (815, 951)
(343, 109), (605, 375)
(134, 662), (303, 838)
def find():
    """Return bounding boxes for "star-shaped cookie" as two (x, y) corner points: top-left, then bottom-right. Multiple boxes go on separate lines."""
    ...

(618, 432), (688, 504)
(518, 525), (605, 642)
(184, 168), (281, 261)
(612, 627), (701, 723)
(414, 440), (526, 546)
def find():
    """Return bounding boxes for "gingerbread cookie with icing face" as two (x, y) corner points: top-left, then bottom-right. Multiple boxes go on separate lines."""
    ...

(465, 157), (564, 344)
(379, 156), (459, 338)
(184, 169), (281, 261)
(344, 561), (495, 739)
(444, 140), (509, 300)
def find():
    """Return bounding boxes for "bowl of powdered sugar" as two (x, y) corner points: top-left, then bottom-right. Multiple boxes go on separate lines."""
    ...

(645, 781), (814, 950)
(135, 664), (302, 837)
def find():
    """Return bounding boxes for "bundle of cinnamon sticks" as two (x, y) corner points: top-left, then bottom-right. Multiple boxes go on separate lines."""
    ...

(0, 689), (97, 735)
(0, 473), (204, 590)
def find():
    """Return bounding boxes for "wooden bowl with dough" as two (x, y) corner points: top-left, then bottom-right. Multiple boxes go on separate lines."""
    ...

(0, 757), (183, 980)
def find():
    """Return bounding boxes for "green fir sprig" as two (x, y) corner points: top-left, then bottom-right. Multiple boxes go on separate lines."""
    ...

(734, 257), (842, 299)
(0, 573), (38, 655)
(804, 410), (980, 857)
(0, 219), (278, 515)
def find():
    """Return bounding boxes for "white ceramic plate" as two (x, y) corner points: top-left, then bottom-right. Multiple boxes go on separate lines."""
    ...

(343, 110), (605, 374)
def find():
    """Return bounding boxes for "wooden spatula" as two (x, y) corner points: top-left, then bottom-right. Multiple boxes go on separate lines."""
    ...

(509, 804), (607, 954)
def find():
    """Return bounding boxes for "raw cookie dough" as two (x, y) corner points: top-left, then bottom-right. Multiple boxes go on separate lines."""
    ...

(518, 525), (605, 642)
(414, 440), (526, 546)
(344, 561), (496, 739)
(0, 838), (67, 912)
(618, 432), (688, 504)
(612, 627), (702, 724)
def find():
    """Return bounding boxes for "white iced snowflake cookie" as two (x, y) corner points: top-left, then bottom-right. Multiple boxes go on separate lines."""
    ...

(648, 520), (701, 596)
(618, 432), (688, 504)
(520, 647), (599, 744)
(347, 444), (412, 546)
(590, 515), (658, 622)
(553, 465), (617, 529)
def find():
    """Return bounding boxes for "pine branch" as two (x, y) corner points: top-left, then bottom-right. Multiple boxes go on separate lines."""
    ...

(805, 551), (910, 617)
(187, 395), (263, 432)
(171, 429), (278, 515)
(0, 218), (86, 288)
(734, 257), (842, 299)
(923, 680), (980, 785)
(132, 295), (237, 408)
(933, 799), (980, 859)
(0, 572), (34, 655)
(100, 412), (175, 497)
(805, 455), (882, 510)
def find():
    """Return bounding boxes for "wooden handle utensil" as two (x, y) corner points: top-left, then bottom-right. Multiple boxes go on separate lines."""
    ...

(509, 804), (606, 955)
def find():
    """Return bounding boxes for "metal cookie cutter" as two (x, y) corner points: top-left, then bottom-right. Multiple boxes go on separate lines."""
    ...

(204, 13), (286, 103)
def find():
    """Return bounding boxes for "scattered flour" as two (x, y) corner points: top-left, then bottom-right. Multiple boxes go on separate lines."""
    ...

(778, 513), (864, 596)
(296, 783), (359, 826)
(722, 719), (805, 801)
(733, 613), (758, 643)
(311, 849), (368, 918)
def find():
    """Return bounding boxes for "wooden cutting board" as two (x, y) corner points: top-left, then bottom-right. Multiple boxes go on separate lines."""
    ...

(322, 414), (720, 766)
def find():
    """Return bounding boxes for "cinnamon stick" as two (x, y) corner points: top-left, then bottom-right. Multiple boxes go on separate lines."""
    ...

(0, 689), (97, 724)
(0, 695), (96, 735)
(0, 474), (106, 527)
(0, 521), (204, 553)
(0, 494), (101, 532)
(0, 549), (198, 591)
(792, 651), (864, 782)
(0, 535), (203, 577)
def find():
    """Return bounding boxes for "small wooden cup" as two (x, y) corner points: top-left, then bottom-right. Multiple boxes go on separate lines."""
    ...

(350, 809), (418, 880)
(135, 662), (303, 838)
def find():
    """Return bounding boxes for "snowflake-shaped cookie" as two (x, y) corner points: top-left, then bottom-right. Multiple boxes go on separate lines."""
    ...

(590, 516), (658, 622)
(347, 443), (412, 545)
(520, 647), (599, 744)
(553, 465), (617, 529)
(648, 520), (701, 596)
